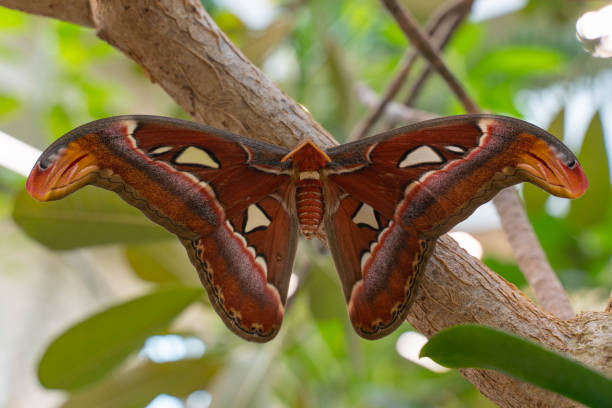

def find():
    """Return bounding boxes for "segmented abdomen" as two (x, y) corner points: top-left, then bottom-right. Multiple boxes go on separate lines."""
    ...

(295, 179), (324, 239)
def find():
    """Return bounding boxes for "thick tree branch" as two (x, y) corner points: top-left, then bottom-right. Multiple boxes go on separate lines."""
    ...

(89, 0), (335, 150)
(2, 1), (609, 407)
(380, 0), (574, 319)
(413, 236), (611, 407)
(0, 0), (93, 27)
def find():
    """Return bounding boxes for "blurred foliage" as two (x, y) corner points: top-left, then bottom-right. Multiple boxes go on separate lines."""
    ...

(1, 0), (611, 407)
(38, 286), (203, 390)
(12, 188), (172, 249)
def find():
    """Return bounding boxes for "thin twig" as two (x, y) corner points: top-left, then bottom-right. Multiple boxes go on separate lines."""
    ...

(355, 83), (438, 123)
(493, 188), (574, 319)
(347, 51), (420, 142)
(348, 0), (468, 142)
(401, 4), (470, 109)
(382, 3), (471, 130)
(381, 0), (479, 113)
(380, 0), (574, 318)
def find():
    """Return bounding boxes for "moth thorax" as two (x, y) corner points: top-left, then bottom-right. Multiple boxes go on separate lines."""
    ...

(295, 178), (324, 239)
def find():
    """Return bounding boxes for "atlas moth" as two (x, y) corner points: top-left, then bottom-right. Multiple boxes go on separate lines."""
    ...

(27, 114), (587, 342)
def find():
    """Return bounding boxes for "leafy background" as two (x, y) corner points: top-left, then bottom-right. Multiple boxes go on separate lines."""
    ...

(1, 0), (611, 407)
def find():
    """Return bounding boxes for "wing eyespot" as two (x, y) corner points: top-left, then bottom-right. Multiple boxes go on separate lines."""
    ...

(397, 145), (445, 168)
(243, 203), (272, 234)
(351, 202), (380, 230)
(148, 145), (174, 156)
(172, 146), (221, 168)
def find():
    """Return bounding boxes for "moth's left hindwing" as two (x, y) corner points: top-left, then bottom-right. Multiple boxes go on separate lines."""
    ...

(27, 115), (297, 341)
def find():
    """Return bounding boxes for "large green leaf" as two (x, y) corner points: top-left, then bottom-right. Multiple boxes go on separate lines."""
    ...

(306, 260), (347, 322)
(470, 46), (565, 79)
(62, 353), (223, 408)
(421, 324), (612, 408)
(524, 108), (564, 213)
(568, 112), (610, 228)
(124, 241), (201, 285)
(12, 188), (172, 250)
(38, 285), (203, 390)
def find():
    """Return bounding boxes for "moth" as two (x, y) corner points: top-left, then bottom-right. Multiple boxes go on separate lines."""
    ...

(26, 114), (587, 342)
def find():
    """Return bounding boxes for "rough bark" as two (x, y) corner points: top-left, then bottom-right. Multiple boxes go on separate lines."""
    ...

(89, 0), (335, 150)
(0, 0), (93, 27)
(1, 1), (610, 407)
(413, 236), (612, 407)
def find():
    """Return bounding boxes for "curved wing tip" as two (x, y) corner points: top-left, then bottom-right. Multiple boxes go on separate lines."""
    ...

(567, 162), (589, 198)
(25, 165), (40, 199)
(231, 325), (280, 343)
(26, 162), (52, 201)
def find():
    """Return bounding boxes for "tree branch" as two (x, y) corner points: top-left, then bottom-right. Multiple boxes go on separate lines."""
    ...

(0, 0), (93, 27)
(348, 0), (470, 142)
(2, 1), (609, 407)
(380, 0), (479, 113)
(87, 0), (336, 150)
(355, 83), (438, 123)
(398, 3), (471, 116)
(493, 188), (574, 319)
(412, 236), (611, 407)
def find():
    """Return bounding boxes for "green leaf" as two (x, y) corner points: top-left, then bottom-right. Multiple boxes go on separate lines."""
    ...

(449, 23), (482, 55)
(482, 257), (526, 287)
(0, 93), (20, 116)
(0, 7), (27, 31)
(38, 285), (203, 390)
(470, 46), (565, 80)
(569, 112), (610, 228)
(242, 17), (294, 66)
(12, 188), (172, 250)
(124, 241), (201, 285)
(62, 353), (223, 408)
(306, 259), (347, 322)
(421, 325), (612, 408)
(45, 104), (74, 141)
(524, 109), (564, 213)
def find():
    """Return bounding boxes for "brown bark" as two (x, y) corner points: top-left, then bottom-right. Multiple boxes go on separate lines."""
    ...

(87, 0), (335, 150)
(0, 0), (93, 26)
(1, 1), (610, 407)
(413, 236), (611, 407)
